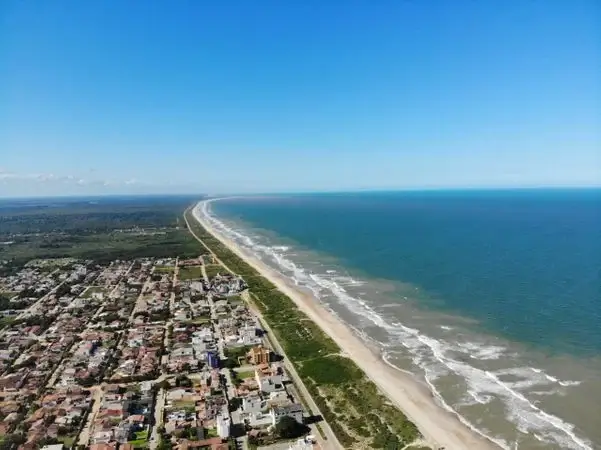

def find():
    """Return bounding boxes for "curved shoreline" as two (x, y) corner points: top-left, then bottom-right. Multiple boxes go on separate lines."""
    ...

(193, 199), (499, 450)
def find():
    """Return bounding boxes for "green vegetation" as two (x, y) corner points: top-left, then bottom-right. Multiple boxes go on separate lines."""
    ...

(275, 416), (309, 439)
(236, 370), (255, 379)
(178, 265), (203, 280)
(300, 355), (362, 384)
(0, 292), (29, 310)
(206, 428), (219, 438)
(57, 434), (76, 448)
(223, 345), (253, 368)
(0, 196), (202, 266)
(157, 435), (172, 450)
(0, 316), (16, 330)
(1, 229), (200, 266)
(227, 294), (243, 304)
(204, 264), (224, 280)
(188, 316), (211, 325)
(154, 265), (175, 273)
(173, 400), (195, 409)
(184, 208), (422, 449)
(129, 429), (149, 448)
(0, 196), (197, 234)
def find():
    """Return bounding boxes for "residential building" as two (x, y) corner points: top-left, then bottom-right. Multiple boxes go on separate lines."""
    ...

(271, 403), (303, 426)
(247, 346), (271, 365)
(255, 369), (284, 394)
(216, 413), (230, 439)
(206, 351), (219, 369)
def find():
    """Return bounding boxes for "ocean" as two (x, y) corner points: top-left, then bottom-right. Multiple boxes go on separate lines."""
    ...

(204, 190), (601, 449)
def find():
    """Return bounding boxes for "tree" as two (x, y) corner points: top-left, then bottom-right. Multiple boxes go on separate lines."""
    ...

(228, 397), (242, 412)
(0, 433), (26, 450)
(274, 416), (306, 439)
(157, 437), (172, 450)
(43, 414), (57, 426)
(175, 375), (192, 387)
(157, 380), (172, 391)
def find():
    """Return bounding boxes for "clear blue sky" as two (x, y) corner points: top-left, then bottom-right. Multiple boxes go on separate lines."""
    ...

(1, 1), (600, 196)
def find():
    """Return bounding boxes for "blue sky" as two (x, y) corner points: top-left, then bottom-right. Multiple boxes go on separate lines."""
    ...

(1, 1), (600, 196)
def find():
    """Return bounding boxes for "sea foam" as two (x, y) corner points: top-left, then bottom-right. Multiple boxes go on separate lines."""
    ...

(197, 201), (592, 450)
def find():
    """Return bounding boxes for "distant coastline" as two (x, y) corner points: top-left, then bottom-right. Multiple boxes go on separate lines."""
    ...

(202, 192), (600, 449)
(191, 199), (499, 450)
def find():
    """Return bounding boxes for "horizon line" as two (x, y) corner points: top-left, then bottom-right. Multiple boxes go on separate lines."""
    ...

(1, 185), (600, 201)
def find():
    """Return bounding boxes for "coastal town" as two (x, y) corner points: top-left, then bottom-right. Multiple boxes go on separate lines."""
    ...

(0, 254), (319, 450)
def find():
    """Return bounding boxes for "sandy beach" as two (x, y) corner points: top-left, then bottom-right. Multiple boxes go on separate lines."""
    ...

(193, 200), (498, 450)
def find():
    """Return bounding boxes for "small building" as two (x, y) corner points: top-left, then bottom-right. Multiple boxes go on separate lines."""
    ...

(216, 413), (230, 439)
(40, 445), (65, 450)
(256, 371), (284, 394)
(271, 403), (303, 426)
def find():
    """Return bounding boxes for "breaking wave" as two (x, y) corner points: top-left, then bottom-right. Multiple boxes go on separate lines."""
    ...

(197, 200), (592, 450)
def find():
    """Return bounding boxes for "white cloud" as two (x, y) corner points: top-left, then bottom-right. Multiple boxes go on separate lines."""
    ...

(0, 168), (208, 197)
(0, 169), (20, 180)
(36, 173), (58, 182)
(0, 169), (137, 189)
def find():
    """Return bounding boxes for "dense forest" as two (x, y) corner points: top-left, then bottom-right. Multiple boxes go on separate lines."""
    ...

(0, 195), (204, 267)
(0, 195), (200, 235)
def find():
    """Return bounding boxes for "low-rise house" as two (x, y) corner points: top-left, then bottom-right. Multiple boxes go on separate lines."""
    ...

(216, 413), (230, 439)
(271, 403), (303, 426)
(255, 369), (284, 394)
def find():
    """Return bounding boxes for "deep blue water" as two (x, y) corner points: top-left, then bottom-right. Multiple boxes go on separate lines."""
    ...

(213, 189), (601, 355)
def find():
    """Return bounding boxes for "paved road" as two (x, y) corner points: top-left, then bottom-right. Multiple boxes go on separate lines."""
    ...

(149, 387), (167, 450)
(243, 292), (340, 450)
(77, 385), (103, 446)
(185, 207), (342, 450)
(128, 277), (153, 323)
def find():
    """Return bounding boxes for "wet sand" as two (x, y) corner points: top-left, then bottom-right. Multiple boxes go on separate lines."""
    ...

(193, 200), (499, 450)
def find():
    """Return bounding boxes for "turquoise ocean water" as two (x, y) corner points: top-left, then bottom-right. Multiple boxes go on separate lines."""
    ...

(205, 190), (601, 449)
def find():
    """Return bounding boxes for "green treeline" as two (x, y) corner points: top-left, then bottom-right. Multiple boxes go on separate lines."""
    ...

(0, 198), (203, 266)
(0, 196), (197, 236)
(185, 208), (421, 449)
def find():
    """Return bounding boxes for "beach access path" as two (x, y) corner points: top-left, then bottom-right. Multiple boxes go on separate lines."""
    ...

(190, 200), (500, 450)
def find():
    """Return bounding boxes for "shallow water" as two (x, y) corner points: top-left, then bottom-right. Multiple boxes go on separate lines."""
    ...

(202, 191), (601, 449)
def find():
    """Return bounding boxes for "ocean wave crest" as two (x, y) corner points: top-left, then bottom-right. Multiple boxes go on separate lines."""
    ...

(197, 201), (592, 450)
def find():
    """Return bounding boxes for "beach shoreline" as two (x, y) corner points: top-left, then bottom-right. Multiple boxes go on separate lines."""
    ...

(193, 200), (499, 450)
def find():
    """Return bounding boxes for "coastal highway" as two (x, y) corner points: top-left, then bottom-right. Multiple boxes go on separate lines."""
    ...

(184, 207), (343, 450)
(243, 290), (341, 450)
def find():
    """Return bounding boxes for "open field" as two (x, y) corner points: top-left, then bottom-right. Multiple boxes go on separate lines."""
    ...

(204, 264), (224, 280)
(236, 370), (255, 380)
(129, 429), (149, 448)
(178, 265), (203, 280)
